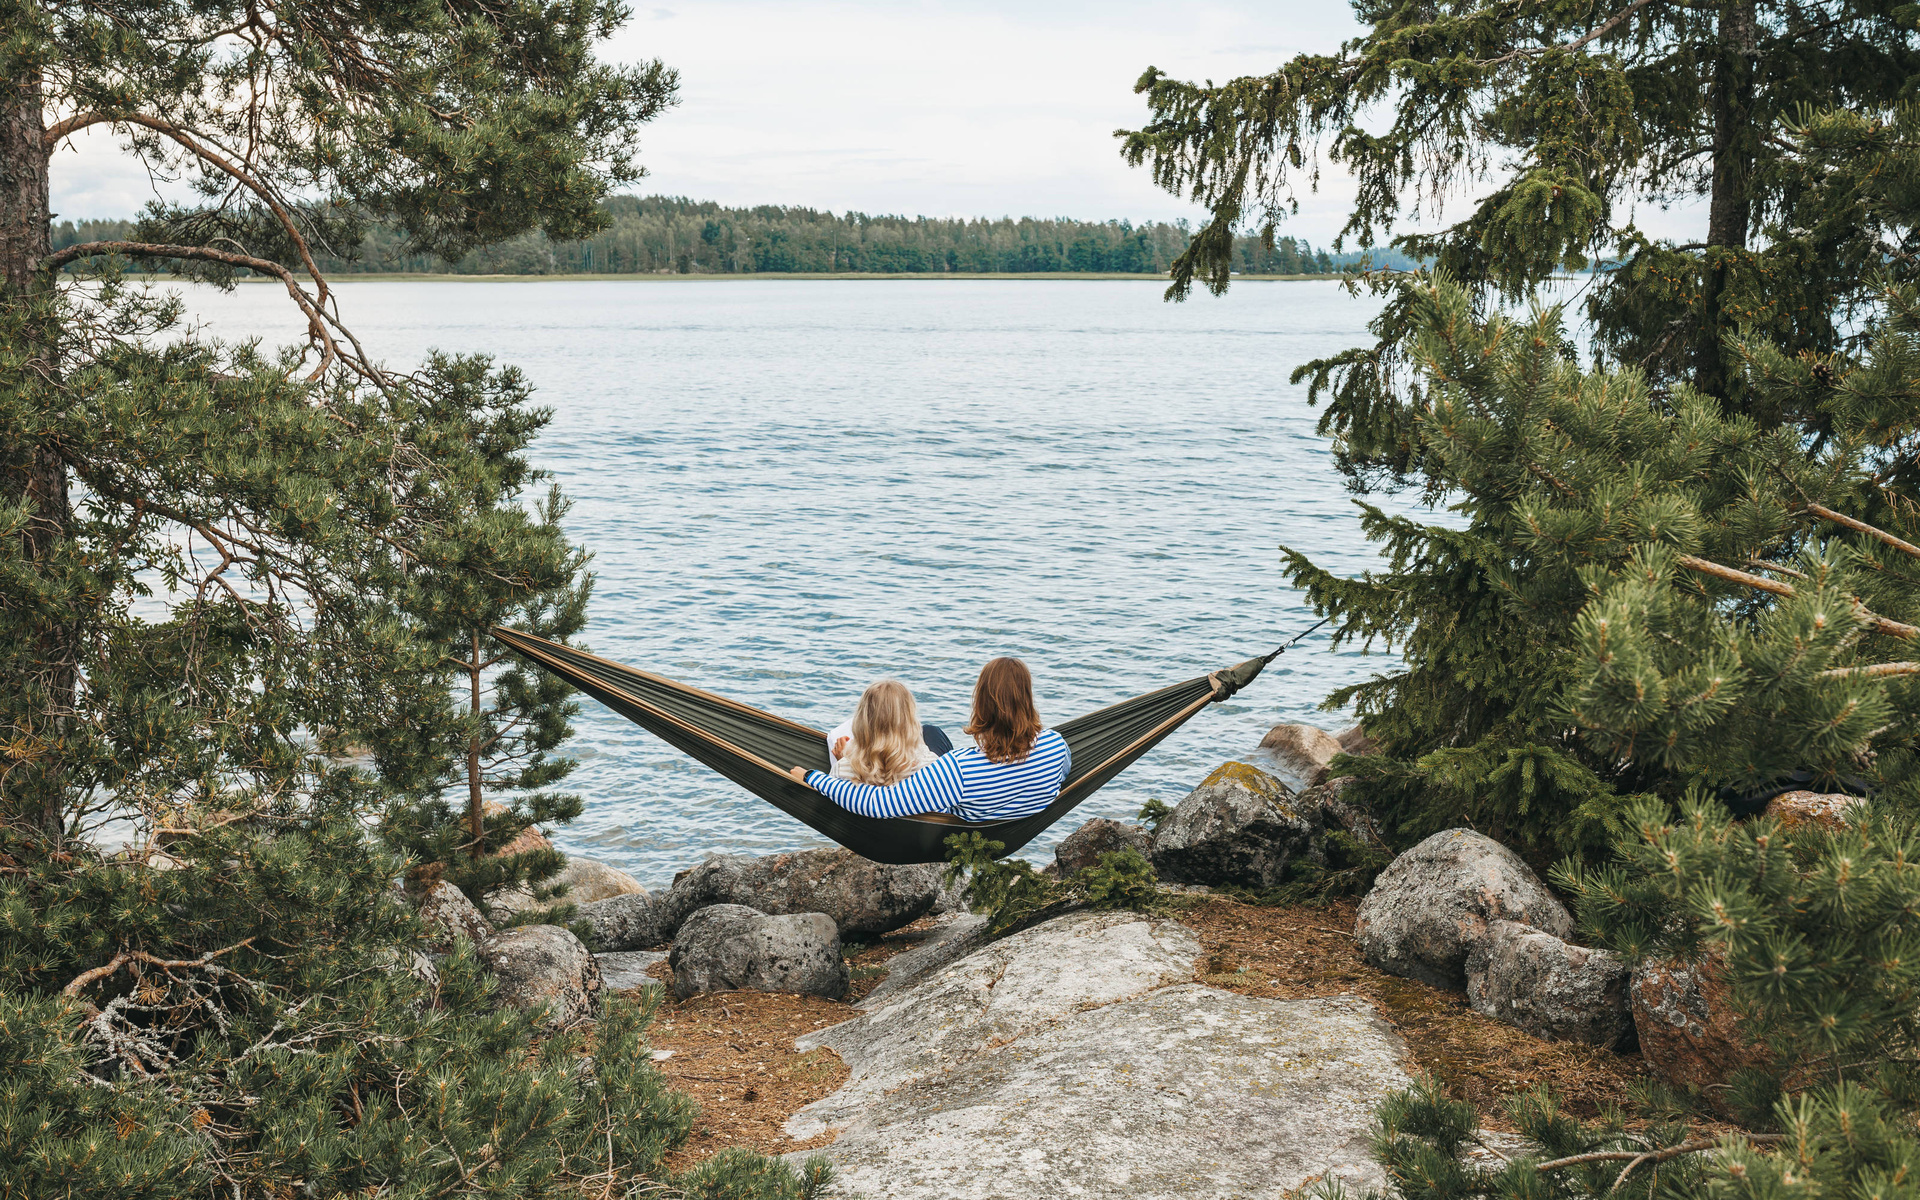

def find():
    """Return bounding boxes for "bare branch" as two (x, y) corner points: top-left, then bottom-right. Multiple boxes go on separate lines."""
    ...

(1804, 502), (1920, 562)
(1674, 554), (1919, 640)
(1819, 662), (1920, 680)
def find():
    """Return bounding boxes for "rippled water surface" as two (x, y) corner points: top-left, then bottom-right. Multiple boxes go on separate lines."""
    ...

(175, 278), (1417, 887)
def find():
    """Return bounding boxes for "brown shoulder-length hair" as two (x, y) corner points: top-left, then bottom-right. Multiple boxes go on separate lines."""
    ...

(965, 657), (1043, 764)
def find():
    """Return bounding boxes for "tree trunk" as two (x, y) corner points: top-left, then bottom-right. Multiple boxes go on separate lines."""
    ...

(1, 66), (74, 842)
(1697, 0), (1759, 401)
(467, 629), (485, 856)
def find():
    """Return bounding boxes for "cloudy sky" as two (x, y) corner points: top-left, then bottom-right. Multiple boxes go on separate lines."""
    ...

(47, 1), (1697, 244)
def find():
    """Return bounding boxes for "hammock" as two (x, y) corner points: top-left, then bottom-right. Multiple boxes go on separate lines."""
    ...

(491, 626), (1291, 865)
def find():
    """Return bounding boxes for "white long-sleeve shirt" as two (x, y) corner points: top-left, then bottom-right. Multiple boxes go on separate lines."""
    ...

(805, 729), (1072, 821)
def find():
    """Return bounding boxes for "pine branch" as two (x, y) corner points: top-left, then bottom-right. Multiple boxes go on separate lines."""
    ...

(1819, 661), (1920, 679)
(1675, 554), (1918, 640)
(1804, 502), (1920, 561)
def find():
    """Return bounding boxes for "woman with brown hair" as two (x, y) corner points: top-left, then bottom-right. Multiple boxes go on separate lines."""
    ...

(789, 657), (1071, 820)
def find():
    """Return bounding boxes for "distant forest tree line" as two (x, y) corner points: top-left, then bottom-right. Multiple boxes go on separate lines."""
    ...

(49, 196), (1418, 277)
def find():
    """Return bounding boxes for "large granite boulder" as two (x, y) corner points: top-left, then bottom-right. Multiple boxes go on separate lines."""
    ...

(492, 856), (649, 916)
(1054, 818), (1152, 877)
(1632, 952), (1769, 1114)
(669, 904), (849, 1001)
(478, 924), (601, 1025)
(786, 911), (1411, 1200)
(1466, 920), (1633, 1049)
(1258, 723), (1345, 789)
(575, 891), (669, 951)
(1150, 762), (1317, 889)
(1355, 829), (1572, 989)
(670, 849), (947, 938)
(414, 880), (494, 953)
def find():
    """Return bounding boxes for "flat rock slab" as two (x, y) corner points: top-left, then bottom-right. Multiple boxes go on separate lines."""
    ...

(790, 911), (1203, 1136)
(785, 911), (1411, 1199)
(596, 950), (666, 991)
(795, 986), (1409, 1199)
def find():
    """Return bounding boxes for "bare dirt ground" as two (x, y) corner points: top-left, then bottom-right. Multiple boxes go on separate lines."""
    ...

(619, 898), (1649, 1170)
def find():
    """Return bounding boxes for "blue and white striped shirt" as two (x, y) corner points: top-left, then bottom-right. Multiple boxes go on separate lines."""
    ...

(806, 729), (1072, 822)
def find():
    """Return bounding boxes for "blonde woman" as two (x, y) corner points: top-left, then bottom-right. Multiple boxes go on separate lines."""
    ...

(825, 679), (952, 785)
(796, 658), (1070, 821)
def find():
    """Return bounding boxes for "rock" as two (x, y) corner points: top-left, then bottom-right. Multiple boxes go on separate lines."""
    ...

(1466, 920), (1634, 1049)
(576, 891), (669, 951)
(1053, 817), (1152, 876)
(667, 849), (948, 938)
(478, 924), (601, 1025)
(1355, 828), (1572, 989)
(1149, 762), (1317, 889)
(481, 800), (554, 858)
(1300, 776), (1387, 854)
(1258, 723), (1345, 788)
(858, 914), (991, 1007)
(1631, 952), (1769, 1114)
(492, 856), (648, 916)
(414, 880), (494, 953)
(669, 905), (849, 1001)
(557, 857), (647, 903)
(1764, 790), (1862, 832)
(596, 949), (667, 991)
(1337, 723), (1379, 756)
(786, 912), (1410, 1199)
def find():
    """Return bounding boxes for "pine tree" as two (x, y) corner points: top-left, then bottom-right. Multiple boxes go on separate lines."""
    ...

(382, 466), (595, 926)
(0, 4), (824, 1196)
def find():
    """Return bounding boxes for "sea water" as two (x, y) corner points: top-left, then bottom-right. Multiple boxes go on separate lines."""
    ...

(171, 278), (1427, 888)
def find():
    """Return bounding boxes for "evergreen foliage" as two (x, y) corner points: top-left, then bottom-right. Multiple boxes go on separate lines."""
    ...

(1, 2), (820, 1195)
(1119, 0), (1919, 402)
(380, 471), (594, 928)
(0, 803), (829, 1197)
(1335, 799), (1920, 1200)
(943, 832), (1164, 935)
(1281, 270), (1920, 854)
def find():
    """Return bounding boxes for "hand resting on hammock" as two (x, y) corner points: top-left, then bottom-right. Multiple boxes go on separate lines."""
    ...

(787, 728), (1071, 822)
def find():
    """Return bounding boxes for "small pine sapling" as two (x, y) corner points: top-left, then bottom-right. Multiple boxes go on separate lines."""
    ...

(944, 833), (1164, 935)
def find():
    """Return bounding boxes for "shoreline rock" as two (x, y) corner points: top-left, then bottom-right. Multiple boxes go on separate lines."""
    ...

(668, 904), (849, 1001)
(1355, 828), (1572, 989)
(1150, 761), (1317, 889)
(1466, 920), (1633, 1049)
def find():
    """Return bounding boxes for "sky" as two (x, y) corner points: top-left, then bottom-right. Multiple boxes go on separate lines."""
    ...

(48, 0), (1700, 245)
(50, 0), (1385, 242)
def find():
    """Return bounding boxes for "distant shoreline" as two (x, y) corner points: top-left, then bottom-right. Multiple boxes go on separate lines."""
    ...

(200, 271), (1341, 283)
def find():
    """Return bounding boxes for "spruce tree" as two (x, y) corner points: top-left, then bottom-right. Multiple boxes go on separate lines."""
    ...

(1118, 0), (1919, 406)
(1121, 10), (1920, 848)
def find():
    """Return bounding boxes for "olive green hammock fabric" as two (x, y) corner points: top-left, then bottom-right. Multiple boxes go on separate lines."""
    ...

(491, 626), (1288, 865)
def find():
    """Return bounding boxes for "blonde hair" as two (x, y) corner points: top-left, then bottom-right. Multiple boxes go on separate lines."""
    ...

(846, 679), (925, 785)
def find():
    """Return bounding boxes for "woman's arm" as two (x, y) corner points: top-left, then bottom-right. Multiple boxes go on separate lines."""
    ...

(790, 755), (965, 818)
